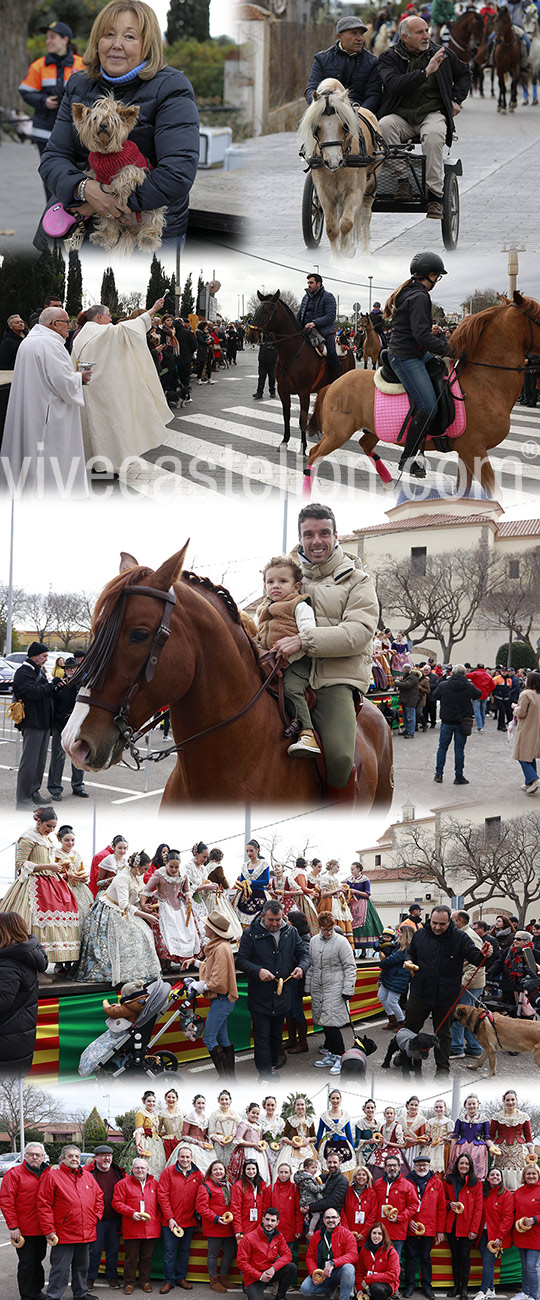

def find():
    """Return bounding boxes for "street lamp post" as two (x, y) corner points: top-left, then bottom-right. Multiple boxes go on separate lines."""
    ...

(368, 276), (373, 312)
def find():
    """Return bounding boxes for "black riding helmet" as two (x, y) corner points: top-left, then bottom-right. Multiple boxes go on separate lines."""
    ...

(410, 252), (447, 278)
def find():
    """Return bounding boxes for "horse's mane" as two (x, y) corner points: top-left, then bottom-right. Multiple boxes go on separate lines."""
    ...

(92, 565), (153, 633)
(182, 570), (241, 625)
(298, 82), (359, 156)
(450, 295), (540, 359)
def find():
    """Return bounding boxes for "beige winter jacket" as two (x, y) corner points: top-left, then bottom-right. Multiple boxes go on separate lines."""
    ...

(298, 544), (378, 692)
(461, 924), (486, 991)
(513, 689), (540, 763)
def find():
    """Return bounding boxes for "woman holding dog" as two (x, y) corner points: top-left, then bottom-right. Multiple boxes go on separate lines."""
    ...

(444, 1153), (483, 1300)
(38, 0), (199, 245)
(489, 1091), (535, 1190)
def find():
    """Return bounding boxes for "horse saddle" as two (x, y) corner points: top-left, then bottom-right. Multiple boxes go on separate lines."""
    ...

(375, 349), (455, 444)
(306, 326), (327, 355)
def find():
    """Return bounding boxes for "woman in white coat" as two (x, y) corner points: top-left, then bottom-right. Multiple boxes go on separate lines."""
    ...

(305, 912), (357, 1076)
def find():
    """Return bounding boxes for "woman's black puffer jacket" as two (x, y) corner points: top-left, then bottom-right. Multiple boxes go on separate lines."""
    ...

(39, 65), (199, 238)
(0, 937), (49, 1074)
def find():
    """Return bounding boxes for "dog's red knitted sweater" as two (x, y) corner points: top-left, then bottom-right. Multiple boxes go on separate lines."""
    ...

(88, 139), (151, 183)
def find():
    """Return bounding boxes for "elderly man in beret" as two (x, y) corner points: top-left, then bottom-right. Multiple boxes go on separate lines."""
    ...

(305, 17), (383, 115)
(86, 1145), (125, 1290)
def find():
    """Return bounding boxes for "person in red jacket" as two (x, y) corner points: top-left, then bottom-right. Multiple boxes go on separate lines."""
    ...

(237, 1207), (296, 1300)
(89, 842), (113, 895)
(0, 1142), (49, 1300)
(357, 1222), (401, 1300)
(374, 1157), (419, 1258)
(466, 666), (495, 732)
(157, 1144), (203, 1293)
(444, 1153), (483, 1300)
(513, 1163), (540, 1300)
(343, 1165), (379, 1248)
(111, 1157), (161, 1295)
(37, 1145), (104, 1300)
(477, 1167), (513, 1300)
(231, 1161), (268, 1239)
(301, 1207), (358, 1300)
(270, 1163), (304, 1247)
(403, 1154), (446, 1300)
(195, 1160), (236, 1293)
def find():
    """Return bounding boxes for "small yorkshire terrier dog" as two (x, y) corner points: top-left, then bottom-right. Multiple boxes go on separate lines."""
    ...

(72, 95), (166, 253)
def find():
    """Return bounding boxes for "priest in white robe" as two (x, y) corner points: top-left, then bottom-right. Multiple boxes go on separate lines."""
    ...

(1, 308), (89, 497)
(71, 297), (174, 473)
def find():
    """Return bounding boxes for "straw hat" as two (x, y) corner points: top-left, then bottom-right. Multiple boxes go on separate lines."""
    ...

(205, 910), (234, 940)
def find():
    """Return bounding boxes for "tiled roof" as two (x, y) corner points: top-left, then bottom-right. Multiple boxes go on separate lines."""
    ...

(350, 514), (498, 535)
(498, 520), (540, 537)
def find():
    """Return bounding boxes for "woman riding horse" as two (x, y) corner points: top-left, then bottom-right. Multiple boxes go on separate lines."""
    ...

(385, 251), (449, 476)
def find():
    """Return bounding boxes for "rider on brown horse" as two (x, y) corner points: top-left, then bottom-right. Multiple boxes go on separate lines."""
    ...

(297, 274), (341, 379)
(385, 250), (449, 477)
(270, 503), (379, 802)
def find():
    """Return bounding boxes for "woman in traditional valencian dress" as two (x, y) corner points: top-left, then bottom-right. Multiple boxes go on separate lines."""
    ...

(489, 1089), (535, 1190)
(228, 1102), (271, 1183)
(159, 1087), (184, 1163)
(208, 1089), (241, 1171)
(180, 1094), (215, 1174)
(345, 861), (383, 956)
(355, 1098), (383, 1174)
(318, 860), (354, 948)
(316, 1089), (356, 1177)
(134, 1090), (166, 1178)
(260, 1095), (285, 1178)
(54, 825), (93, 924)
(397, 1096), (429, 1168)
(205, 848), (243, 940)
(142, 848), (199, 965)
(270, 861), (318, 934)
(94, 835), (129, 891)
(0, 807), (80, 973)
(185, 842), (215, 950)
(77, 854), (161, 985)
(378, 1106), (406, 1168)
(447, 1093), (491, 1181)
(274, 1095), (318, 1180)
(427, 1098), (452, 1176)
(233, 839), (269, 928)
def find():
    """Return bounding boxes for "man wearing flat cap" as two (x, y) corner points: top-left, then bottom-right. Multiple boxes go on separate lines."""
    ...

(18, 22), (85, 197)
(13, 644), (55, 810)
(86, 1146), (125, 1290)
(305, 17), (383, 115)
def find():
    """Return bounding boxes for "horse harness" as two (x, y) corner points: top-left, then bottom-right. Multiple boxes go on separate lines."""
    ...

(457, 303), (540, 375)
(73, 581), (293, 770)
(304, 91), (386, 170)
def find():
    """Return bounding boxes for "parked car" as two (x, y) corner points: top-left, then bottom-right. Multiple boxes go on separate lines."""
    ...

(4, 652), (26, 666)
(0, 1152), (23, 1177)
(0, 658), (15, 693)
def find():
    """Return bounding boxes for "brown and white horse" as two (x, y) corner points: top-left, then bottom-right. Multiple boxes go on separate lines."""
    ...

(62, 548), (394, 810)
(298, 79), (381, 259)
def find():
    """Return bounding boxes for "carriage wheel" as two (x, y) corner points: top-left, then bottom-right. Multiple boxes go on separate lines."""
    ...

(145, 1050), (179, 1073)
(302, 173), (324, 248)
(442, 171), (460, 250)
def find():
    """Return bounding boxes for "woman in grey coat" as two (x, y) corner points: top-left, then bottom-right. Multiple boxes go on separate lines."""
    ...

(305, 912), (357, 1075)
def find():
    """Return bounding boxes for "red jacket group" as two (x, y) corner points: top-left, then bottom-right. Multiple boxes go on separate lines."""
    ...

(405, 1173), (446, 1236)
(112, 1175), (161, 1239)
(37, 1164), (104, 1244)
(306, 1224), (358, 1273)
(196, 1178), (235, 1238)
(357, 1242), (401, 1291)
(374, 1175), (419, 1241)
(342, 1185), (379, 1245)
(157, 1166), (203, 1228)
(444, 1177), (483, 1238)
(513, 1181), (540, 1249)
(237, 1224), (292, 1285)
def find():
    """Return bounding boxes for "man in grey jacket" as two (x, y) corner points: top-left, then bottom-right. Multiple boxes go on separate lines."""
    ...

(272, 503), (378, 796)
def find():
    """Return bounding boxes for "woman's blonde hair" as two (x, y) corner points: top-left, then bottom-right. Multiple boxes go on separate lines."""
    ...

(398, 922), (414, 951)
(384, 277), (415, 320)
(83, 1), (167, 80)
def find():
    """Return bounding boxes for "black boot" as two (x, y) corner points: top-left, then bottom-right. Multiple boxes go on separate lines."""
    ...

(398, 409), (429, 476)
(210, 1044), (227, 1077)
(223, 1043), (236, 1080)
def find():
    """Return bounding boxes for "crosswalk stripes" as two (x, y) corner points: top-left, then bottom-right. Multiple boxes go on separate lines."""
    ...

(170, 398), (540, 495)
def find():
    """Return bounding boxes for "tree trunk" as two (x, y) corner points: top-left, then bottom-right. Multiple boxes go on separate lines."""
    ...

(1, 1), (39, 112)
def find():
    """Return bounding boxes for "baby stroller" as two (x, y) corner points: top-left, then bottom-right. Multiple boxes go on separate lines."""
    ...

(78, 979), (204, 1078)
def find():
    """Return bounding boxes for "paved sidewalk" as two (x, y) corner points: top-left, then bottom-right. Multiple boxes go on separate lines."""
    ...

(392, 709), (524, 815)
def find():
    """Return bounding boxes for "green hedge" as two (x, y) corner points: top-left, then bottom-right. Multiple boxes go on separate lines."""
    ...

(495, 641), (537, 670)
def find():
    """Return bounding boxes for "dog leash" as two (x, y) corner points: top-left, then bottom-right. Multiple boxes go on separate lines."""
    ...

(432, 945), (491, 1035)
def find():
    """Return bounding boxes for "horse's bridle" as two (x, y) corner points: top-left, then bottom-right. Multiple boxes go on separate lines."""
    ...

(74, 583), (176, 762)
(456, 302), (540, 374)
(312, 94), (353, 163)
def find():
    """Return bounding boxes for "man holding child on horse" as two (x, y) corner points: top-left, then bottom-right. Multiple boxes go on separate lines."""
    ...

(305, 16), (383, 115)
(271, 504), (379, 803)
(377, 15), (471, 218)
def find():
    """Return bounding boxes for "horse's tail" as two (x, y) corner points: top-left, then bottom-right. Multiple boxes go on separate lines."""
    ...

(308, 387), (326, 439)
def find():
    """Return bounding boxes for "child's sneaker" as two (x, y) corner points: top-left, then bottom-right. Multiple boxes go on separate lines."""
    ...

(287, 728), (321, 757)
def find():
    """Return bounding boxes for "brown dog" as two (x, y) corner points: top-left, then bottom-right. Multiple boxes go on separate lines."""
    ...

(454, 1003), (540, 1075)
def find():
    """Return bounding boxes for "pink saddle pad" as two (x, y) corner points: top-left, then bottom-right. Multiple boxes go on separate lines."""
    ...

(374, 371), (466, 444)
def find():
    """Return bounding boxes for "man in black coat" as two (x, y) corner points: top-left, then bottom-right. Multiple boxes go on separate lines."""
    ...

(13, 642), (55, 810)
(87, 1146), (124, 1289)
(0, 316), (27, 368)
(433, 664), (481, 785)
(306, 16), (383, 115)
(253, 333), (277, 400)
(297, 274), (339, 378)
(173, 319), (197, 402)
(237, 899), (309, 1081)
(305, 1151), (348, 1221)
(378, 15), (470, 217)
(47, 658), (89, 801)
(405, 906), (491, 1075)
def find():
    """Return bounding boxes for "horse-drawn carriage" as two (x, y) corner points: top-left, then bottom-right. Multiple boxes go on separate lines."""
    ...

(302, 138), (462, 253)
